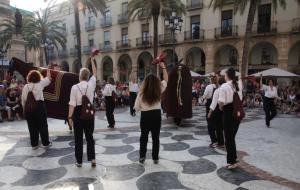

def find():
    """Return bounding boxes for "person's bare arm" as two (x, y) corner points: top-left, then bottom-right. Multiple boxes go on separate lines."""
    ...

(91, 57), (97, 77)
(159, 62), (168, 83)
(68, 105), (75, 128)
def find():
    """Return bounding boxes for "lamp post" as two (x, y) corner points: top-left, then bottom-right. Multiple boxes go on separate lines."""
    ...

(41, 39), (54, 66)
(164, 11), (183, 67)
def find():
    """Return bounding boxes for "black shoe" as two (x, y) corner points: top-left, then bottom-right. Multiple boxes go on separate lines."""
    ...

(139, 157), (145, 164)
(75, 162), (82, 167)
(91, 160), (96, 168)
(43, 142), (52, 148)
(153, 160), (159, 164)
(132, 113), (136, 117)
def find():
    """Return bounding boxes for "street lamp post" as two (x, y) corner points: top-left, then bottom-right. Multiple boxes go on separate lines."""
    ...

(164, 11), (183, 67)
(41, 39), (54, 66)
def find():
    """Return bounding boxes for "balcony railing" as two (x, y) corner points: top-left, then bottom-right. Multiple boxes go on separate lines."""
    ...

(136, 36), (152, 48)
(70, 48), (78, 57)
(83, 46), (93, 55)
(85, 21), (96, 31)
(215, 25), (238, 39)
(116, 40), (131, 50)
(100, 17), (112, 28)
(118, 13), (129, 24)
(159, 34), (177, 45)
(58, 49), (68, 58)
(138, 10), (150, 20)
(292, 18), (300, 33)
(186, 0), (203, 10)
(99, 42), (113, 52)
(252, 21), (277, 35)
(184, 30), (204, 41)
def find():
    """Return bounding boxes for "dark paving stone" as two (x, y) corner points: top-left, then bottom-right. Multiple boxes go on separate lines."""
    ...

(180, 123), (196, 127)
(54, 136), (74, 142)
(0, 155), (29, 167)
(14, 139), (31, 148)
(103, 163), (145, 181)
(179, 158), (217, 174)
(12, 167), (67, 186)
(0, 182), (5, 187)
(160, 132), (173, 138)
(38, 147), (74, 158)
(161, 142), (190, 151)
(104, 134), (128, 140)
(161, 126), (178, 131)
(69, 140), (86, 147)
(171, 134), (197, 141)
(182, 119), (198, 123)
(194, 130), (209, 136)
(127, 150), (152, 162)
(44, 177), (104, 190)
(188, 146), (220, 157)
(136, 172), (191, 190)
(122, 136), (140, 144)
(103, 145), (134, 155)
(217, 167), (261, 186)
(235, 188), (249, 190)
(58, 154), (88, 166)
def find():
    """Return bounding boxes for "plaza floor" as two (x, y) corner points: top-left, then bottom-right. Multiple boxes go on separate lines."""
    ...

(0, 106), (299, 190)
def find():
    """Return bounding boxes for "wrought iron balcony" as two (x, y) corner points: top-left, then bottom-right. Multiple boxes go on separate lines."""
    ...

(252, 21), (277, 35)
(116, 39), (131, 50)
(100, 17), (112, 28)
(292, 18), (300, 33)
(58, 49), (68, 58)
(85, 21), (96, 31)
(159, 34), (177, 45)
(186, 0), (203, 10)
(83, 46), (93, 55)
(70, 48), (78, 57)
(184, 30), (204, 41)
(99, 42), (113, 53)
(118, 13), (129, 24)
(136, 36), (152, 48)
(215, 25), (238, 39)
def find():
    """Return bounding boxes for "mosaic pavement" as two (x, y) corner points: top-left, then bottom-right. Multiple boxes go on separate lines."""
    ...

(0, 106), (299, 190)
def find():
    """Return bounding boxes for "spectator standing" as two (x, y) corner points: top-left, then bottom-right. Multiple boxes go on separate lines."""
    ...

(0, 85), (11, 122)
(103, 77), (116, 128)
(21, 69), (52, 150)
(129, 78), (139, 116)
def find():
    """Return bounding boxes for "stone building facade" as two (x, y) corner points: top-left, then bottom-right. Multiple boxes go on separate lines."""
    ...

(48, 0), (300, 81)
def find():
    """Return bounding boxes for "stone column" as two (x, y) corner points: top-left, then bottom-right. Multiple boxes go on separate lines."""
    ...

(8, 35), (27, 61)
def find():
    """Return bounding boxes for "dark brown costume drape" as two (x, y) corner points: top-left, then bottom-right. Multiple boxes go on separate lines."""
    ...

(163, 64), (192, 119)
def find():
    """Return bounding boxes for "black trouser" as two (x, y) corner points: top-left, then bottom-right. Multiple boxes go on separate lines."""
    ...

(105, 96), (115, 126)
(25, 101), (50, 147)
(223, 103), (239, 164)
(129, 92), (137, 115)
(212, 107), (224, 146)
(73, 106), (95, 164)
(140, 109), (161, 160)
(206, 99), (217, 143)
(263, 97), (277, 126)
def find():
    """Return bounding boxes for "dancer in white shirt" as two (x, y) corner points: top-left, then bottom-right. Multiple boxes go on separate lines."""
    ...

(260, 75), (278, 128)
(103, 77), (117, 128)
(129, 78), (139, 116)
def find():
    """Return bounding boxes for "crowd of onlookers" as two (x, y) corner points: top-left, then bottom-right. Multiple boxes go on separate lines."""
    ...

(192, 79), (300, 116)
(0, 78), (25, 122)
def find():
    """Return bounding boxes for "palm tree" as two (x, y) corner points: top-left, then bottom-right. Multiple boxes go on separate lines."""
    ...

(209, 0), (290, 78)
(128, 0), (185, 60)
(48, 0), (106, 68)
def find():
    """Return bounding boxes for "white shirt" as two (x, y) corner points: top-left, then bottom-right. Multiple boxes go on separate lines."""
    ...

(262, 85), (278, 98)
(202, 84), (216, 100)
(69, 76), (96, 106)
(218, 80), (237, 105)
(210, 88), (220, 111)
(134, 80), (167, 112)
(129, 82), (139, 93)
(21, 77), (51, 106)
(102, 84), (116, 96)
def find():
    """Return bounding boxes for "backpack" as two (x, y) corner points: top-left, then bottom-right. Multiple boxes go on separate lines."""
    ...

(77, 85), (95, 120)
(24, 85), (38, 114)
(231, 86), (245, 122)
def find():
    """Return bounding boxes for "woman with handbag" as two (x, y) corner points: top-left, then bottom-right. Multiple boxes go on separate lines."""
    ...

(68, 56), (97, 168)
(21, 69), (52, 150)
